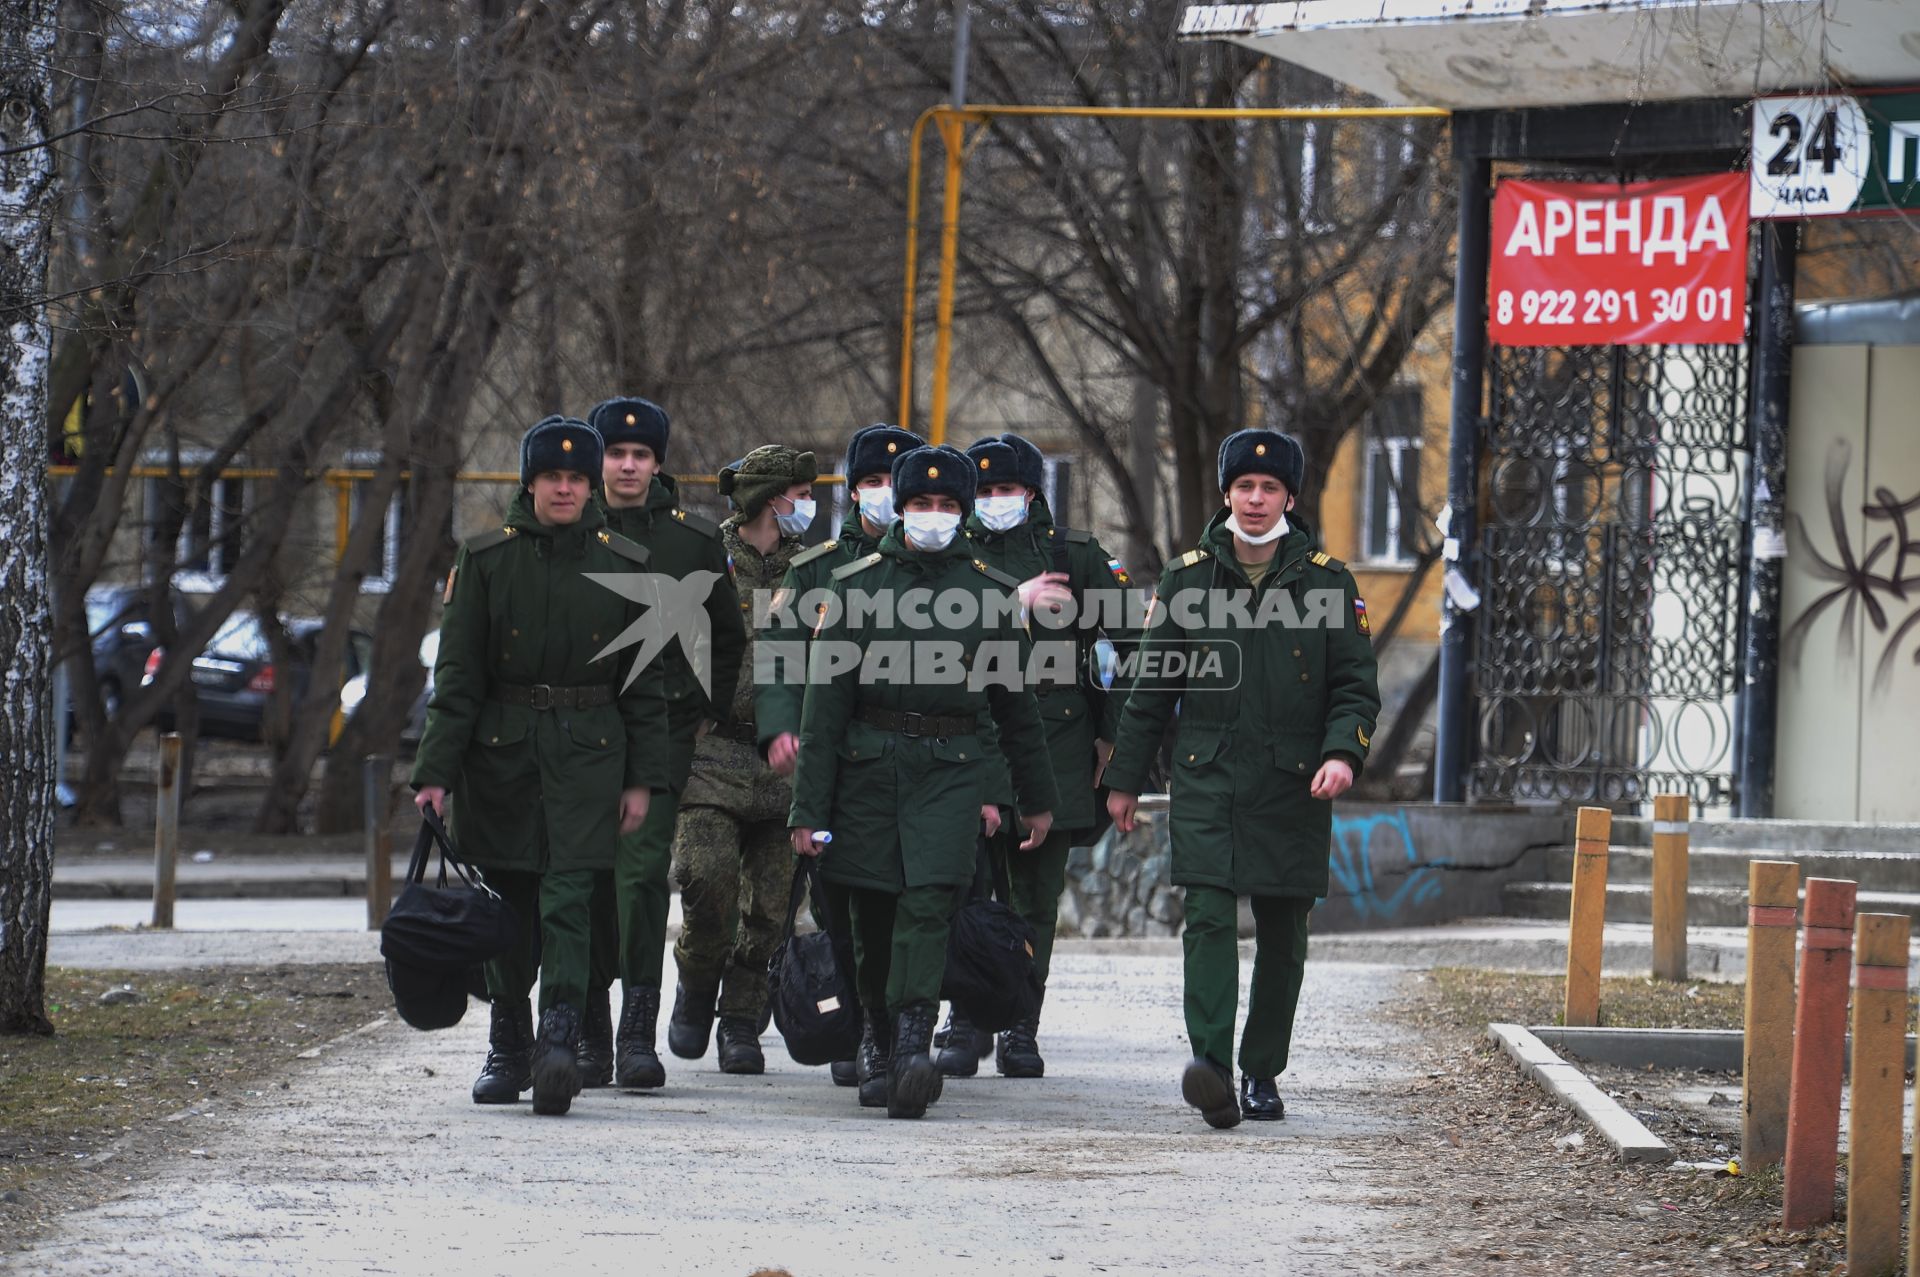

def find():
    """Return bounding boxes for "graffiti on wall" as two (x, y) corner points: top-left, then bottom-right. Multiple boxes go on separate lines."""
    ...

(1329, 807), (1446, 922)
(1785, 438), (1920, 691)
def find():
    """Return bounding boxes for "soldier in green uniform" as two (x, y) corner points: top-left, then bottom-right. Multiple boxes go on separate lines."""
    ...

(788, 444), (1059, 1119)
(1105, 429), (1380, 1129)
(934, 432), (1137, 1080)
(668, 445), (818, 1074)
(755, 422), (922, 1087)
(411, 415), (669, 1117)
(578, 396), (747, 1090)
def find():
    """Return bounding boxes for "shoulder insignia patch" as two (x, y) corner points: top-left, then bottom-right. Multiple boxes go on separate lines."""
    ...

(464, 525), (517, 554)
(1353, 596), (1370, 635)
(442, 564), (458, 604)
(830, 552), (884, 582)
(1309, 550), (1348, 573)
(972, 559), (1023, 590)
(790, 539), (840, 568)
(670, 508), (722, 539)
(1106, 556), (1132, 587)
(599, 529), (651, 567)
(1173, 548), (1211, 570)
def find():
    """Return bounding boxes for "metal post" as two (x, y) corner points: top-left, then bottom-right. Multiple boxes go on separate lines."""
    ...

(364, 754), (394, 930)
(152, 732), (182, 929)
(1435, 152), (1492, 803)
(1736, 221), (1797, 818)
(928, 110), (970, 446)
(949, 0), (970, 110)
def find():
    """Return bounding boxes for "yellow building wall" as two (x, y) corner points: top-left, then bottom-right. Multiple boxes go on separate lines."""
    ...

(1316, 327), (1452, 646)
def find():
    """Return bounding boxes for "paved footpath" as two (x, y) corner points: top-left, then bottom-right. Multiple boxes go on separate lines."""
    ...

(7, 950), (1429, 1277)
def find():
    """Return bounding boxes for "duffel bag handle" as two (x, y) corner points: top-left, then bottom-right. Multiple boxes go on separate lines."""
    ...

(416, 807), (502, 902)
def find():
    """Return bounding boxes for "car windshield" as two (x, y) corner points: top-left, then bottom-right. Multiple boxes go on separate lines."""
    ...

(84, 593), (129, 638)
(207, 614), (271, 660)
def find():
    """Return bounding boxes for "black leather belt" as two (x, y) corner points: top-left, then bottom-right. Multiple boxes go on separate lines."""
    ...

(492, 682), (613, 711)
(856, 706), (976, 738)
(706, 719), (758, 745)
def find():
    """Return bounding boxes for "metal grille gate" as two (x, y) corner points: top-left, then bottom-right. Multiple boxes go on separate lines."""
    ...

(1472, 342), (1749, 807)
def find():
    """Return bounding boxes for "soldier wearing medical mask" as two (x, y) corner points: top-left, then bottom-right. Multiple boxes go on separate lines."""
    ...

(788, 444), (1058, 1119)
(754, 423), (923, 1088)
(930, 433), (1138, 1081)
(664, 445), (819, 1074)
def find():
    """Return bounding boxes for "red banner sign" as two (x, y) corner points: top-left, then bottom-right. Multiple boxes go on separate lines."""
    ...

(1489, 173), (1750, 346)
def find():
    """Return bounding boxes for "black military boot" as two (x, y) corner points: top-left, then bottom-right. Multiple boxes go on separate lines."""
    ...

(576, 986), (614, 1088)
(471, 998), (533, 1105)
(529, 1003), (583, 1117)
(829, 1058), (859, 1087)
(856, 1009), (892, 1109)
(614, 986), (666, 1089)
(666, 980), (719, 1060)
(995, 993), (1045, 1078)
(935, 1006), (988, 1078)
(716, 1015), (765, 1075)
(887, 1002), (942, 1120)
(1181, 1056), (1241, 1130)
(1240, 1075), (1285, 1121)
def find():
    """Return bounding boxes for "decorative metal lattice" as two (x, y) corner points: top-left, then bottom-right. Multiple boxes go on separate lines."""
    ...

(1473, 342), (1748, 808)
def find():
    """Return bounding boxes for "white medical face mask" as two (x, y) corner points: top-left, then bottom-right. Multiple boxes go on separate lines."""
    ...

(1225, 512), (1289, 545)
(902, 510), (962, 551)
(974, 493), (1028, 532)
(856, 485), (895, 527)
(775, 498), (816, 535)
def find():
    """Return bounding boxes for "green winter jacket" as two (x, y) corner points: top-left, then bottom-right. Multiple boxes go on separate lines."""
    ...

(788, 524), (1060, 893)
(411, 492), (671, 874)
(962, 494), (1138, 833)
(751, 504), (884, 752)
(601, 473), (747, 790)
(1104, 510), (1381, 898)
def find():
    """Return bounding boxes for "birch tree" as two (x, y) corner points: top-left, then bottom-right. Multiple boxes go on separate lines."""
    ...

(0, 0), (60, 1036)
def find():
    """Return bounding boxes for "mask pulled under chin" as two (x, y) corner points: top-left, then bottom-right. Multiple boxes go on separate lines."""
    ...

(974, 494), (1028, 532)
(775, 499), (816, 535)
(1225, 512), (1290, 545)
(902, 511), (962, 550)
(856, 486), (895, 526)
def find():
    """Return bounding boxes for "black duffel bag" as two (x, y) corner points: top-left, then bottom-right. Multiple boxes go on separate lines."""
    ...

(941, 837), (1043, 1034)
(380, 809), (519, 1030)
(767, 858), (862, 1066)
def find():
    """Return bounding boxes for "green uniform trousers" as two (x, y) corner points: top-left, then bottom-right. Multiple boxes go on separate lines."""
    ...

(588, 786), (681, 994)
(826, 880), (966, 1015)
(670, 806), (792, 1018)
(986, 821), (1075, 988)
(484, 867), (596, 1015)
(1182, 886), (1312, 1079)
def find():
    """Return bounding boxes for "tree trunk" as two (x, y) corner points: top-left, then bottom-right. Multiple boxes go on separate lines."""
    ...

(0, 0), (60, 1037)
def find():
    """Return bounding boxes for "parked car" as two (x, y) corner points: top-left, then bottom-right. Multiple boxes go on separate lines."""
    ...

(81, 585), (193, 720)
(143, 613), (373, 741)
(339, 629), (437, 752)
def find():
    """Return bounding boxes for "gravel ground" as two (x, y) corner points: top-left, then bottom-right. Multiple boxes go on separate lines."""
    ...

(3, 951), (1865, 1274)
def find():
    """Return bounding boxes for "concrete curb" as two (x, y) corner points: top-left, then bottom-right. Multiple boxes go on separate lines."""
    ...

(1487, 1022), (1674, 1164)
(1531, 1026), (1920, 1075)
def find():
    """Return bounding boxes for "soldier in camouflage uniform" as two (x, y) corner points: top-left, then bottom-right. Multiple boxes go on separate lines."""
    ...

(578, 396), (747, 1091)
(668, 445), (819, 1074)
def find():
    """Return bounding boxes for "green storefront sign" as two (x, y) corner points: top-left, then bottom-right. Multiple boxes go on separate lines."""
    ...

(1750, 91), (1920, 219)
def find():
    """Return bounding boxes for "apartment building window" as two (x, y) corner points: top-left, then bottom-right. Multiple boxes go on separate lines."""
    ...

(1362, 388), (1424, 566)
(146, 461), (248, 586)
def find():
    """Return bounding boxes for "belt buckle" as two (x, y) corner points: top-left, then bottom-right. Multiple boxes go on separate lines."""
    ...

(529, 684), (554, 711)
(898, 711), (925, 737)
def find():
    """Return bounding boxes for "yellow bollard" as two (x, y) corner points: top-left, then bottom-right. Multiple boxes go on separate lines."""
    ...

(1563, 806), (1612, 1028)
(1741, 860), (1800, 1171)
(1846, 913), (1908, 1276)
(1650, 793), (1689, 980)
